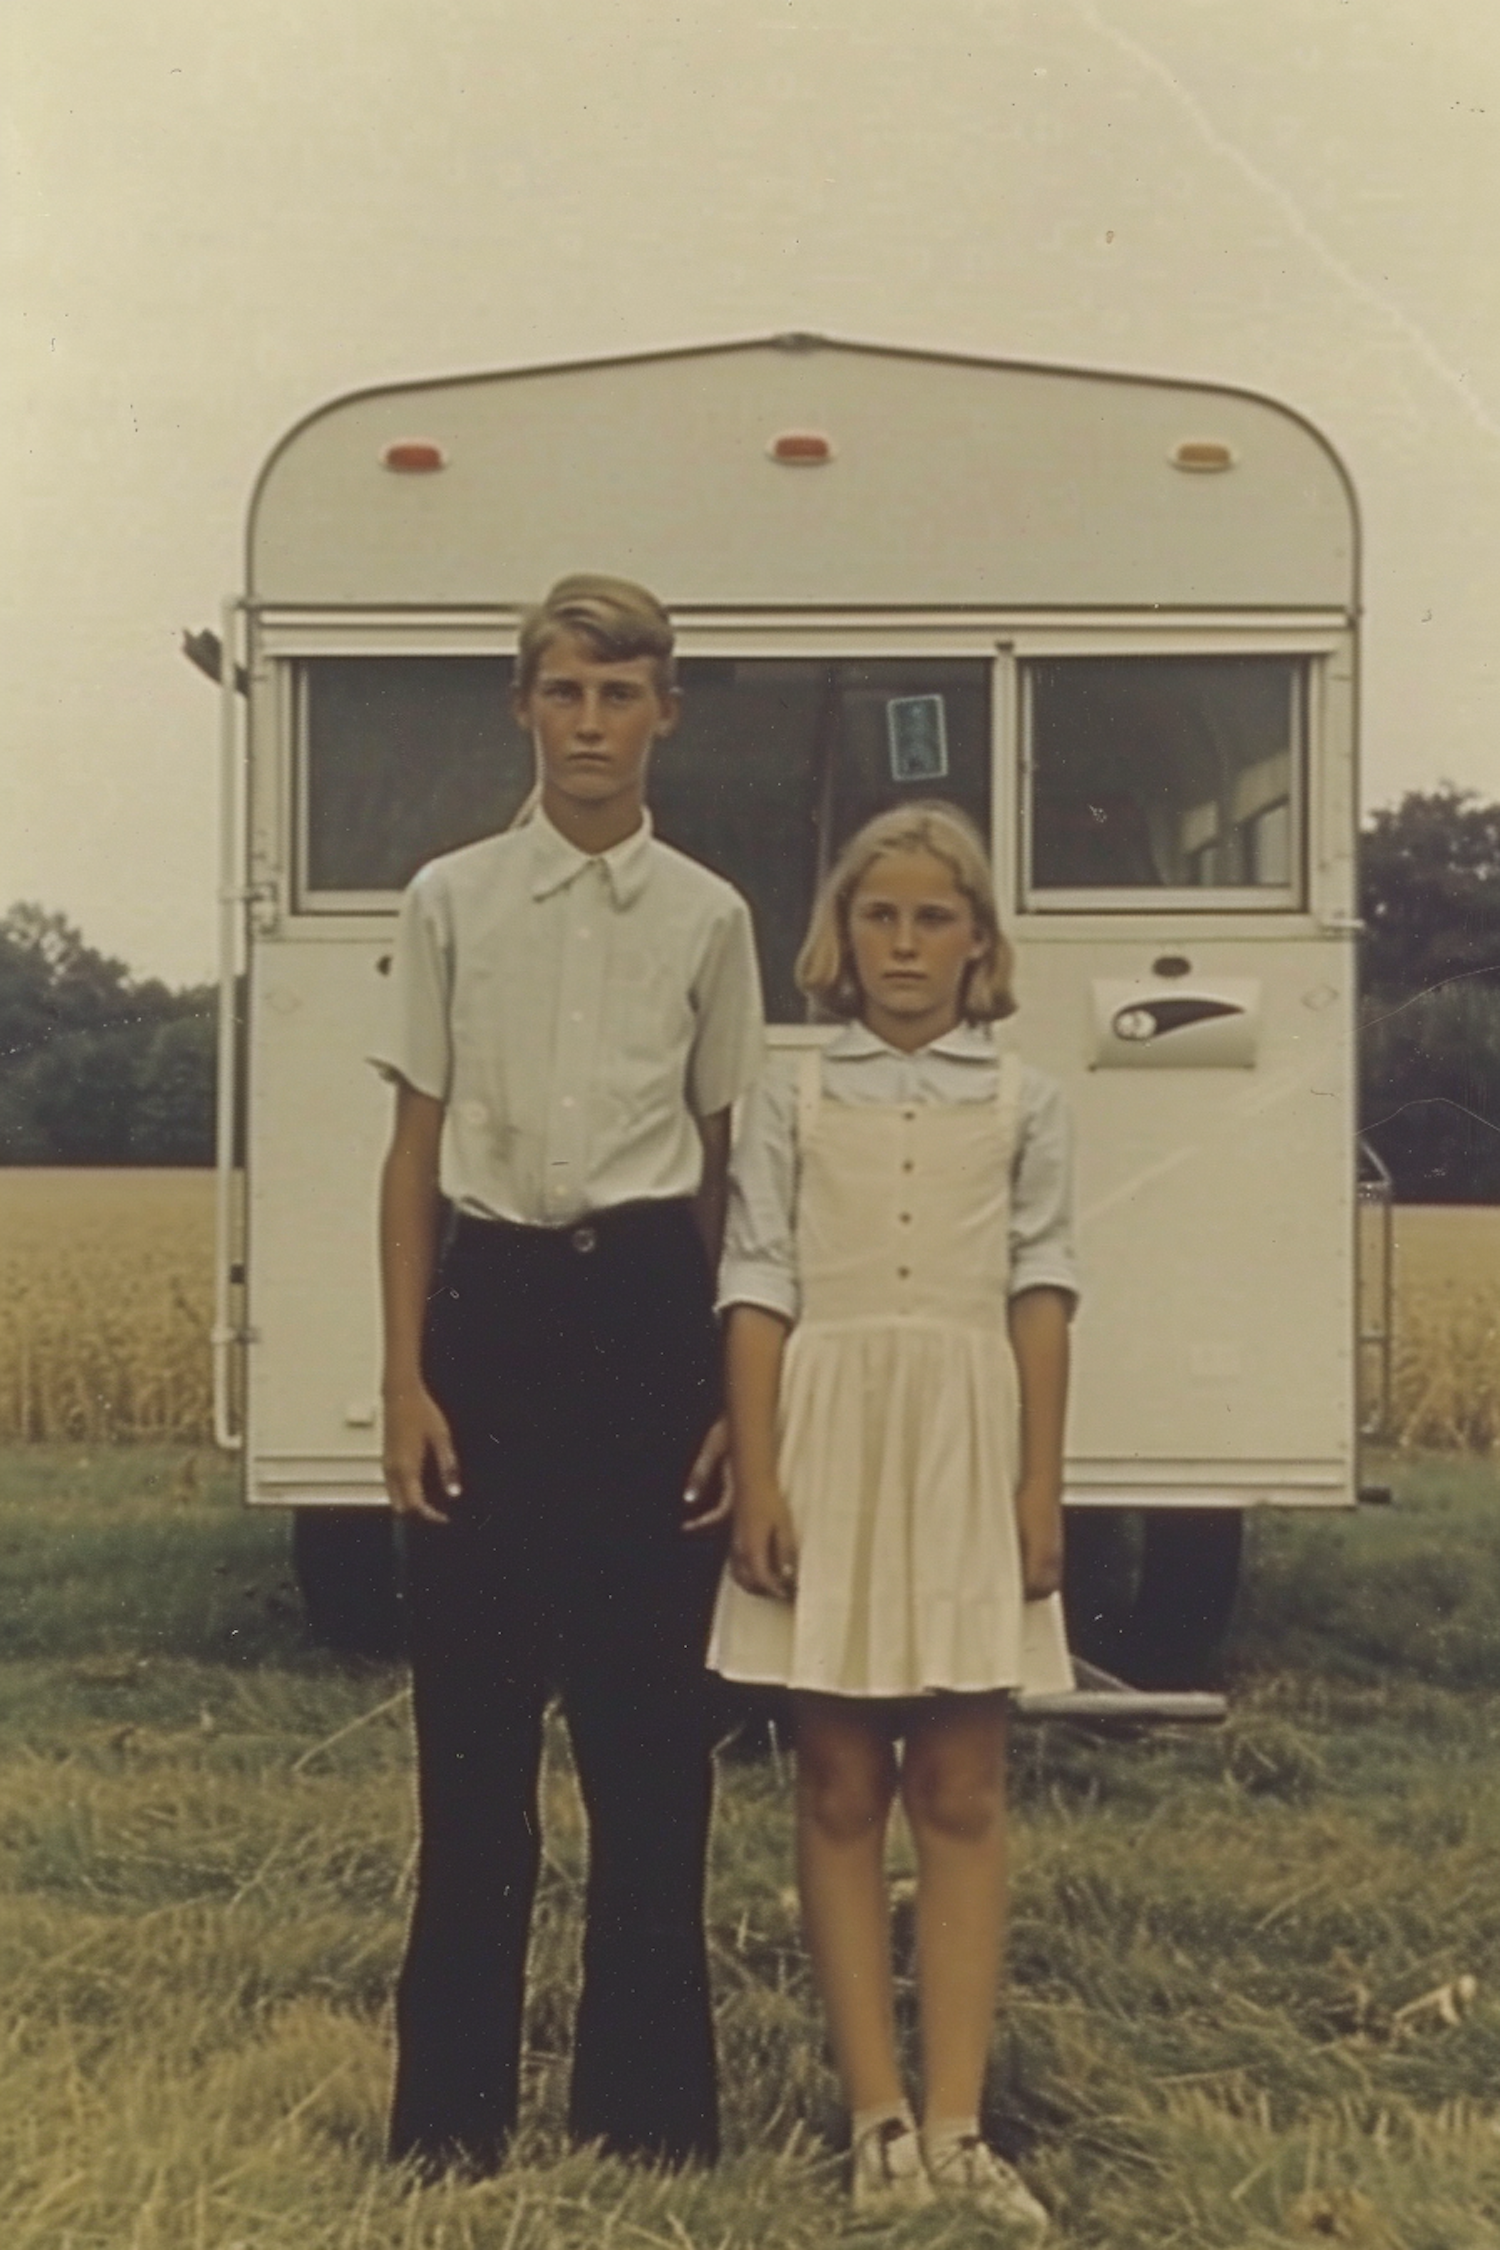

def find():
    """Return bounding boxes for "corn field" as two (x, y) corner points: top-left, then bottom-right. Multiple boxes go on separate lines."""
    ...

(0, 1171), (1498, 1450)
(1379, 1206), (1500, 1453)
(0, 1171), (214, 1442)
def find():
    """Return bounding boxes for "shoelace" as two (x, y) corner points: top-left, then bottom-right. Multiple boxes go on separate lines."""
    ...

(932, 2133), (1008, 2184)
(863, 2117), (918, 2181)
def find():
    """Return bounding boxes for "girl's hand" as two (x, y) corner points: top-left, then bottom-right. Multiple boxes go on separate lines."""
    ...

(730, 1477), (799, 1601)
(1015, 1479), (1064, 1601)
(682, 1415), (734, 1531)
(382, 1384), (461, 1523)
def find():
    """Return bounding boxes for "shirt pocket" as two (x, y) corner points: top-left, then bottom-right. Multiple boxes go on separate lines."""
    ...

(449, 960), (524, 1140)
(451, 957), (498, 1049)
(611, 942), (695, 1068)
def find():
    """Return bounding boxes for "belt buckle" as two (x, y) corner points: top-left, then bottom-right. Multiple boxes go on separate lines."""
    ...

(570, 1223), (598, 1256)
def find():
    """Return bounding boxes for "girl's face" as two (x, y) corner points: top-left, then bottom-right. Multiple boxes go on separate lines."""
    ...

(845, 847), (986, 1052)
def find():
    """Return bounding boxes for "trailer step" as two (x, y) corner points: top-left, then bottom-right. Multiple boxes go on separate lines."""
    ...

(1018, 1657), (1227, 1725)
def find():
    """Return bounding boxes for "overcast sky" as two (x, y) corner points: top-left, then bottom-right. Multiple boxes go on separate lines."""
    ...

(3, 0), (1498, 986)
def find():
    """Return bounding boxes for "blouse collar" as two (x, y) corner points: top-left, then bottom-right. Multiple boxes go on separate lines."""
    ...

(824, 1019), (997, 1064)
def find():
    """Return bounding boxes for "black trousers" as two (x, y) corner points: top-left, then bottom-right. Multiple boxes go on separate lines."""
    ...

(388, 1201), (727, 2177)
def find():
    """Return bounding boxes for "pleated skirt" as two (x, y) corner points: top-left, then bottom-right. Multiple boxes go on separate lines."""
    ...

(709, 1316), (1073, 1698)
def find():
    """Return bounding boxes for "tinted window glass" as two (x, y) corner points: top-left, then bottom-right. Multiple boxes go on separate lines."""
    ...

(655, 658), (991, 1017)
(303, 657), (525, 892)
(299, 653), (991, 1020)
(1027, 656), (1301, 894)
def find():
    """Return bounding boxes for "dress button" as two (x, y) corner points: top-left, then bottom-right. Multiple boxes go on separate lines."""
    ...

(897, 1266), (910, 1280)
(902, 1159), (914, 1173)
(898, 1212), (911, 1223)
(570, 1225), (598, 1255)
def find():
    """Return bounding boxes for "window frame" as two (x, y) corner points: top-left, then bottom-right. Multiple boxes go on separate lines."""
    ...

(275, 614), (1009, 923)
(254, 609), (1348, 934)
(1013, 633), (1326, 916)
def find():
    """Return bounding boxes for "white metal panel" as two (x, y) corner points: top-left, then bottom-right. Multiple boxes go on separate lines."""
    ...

(238, 624), (1358, 1511)
(234, 334), (1360, 1514)
(248, 339), (1356, 614)
(1008, 929), (1356, 1502)
(245, 936), (391, 1505)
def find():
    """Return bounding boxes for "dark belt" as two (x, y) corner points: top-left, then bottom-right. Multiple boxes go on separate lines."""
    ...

(449, 1198), (693, 1262)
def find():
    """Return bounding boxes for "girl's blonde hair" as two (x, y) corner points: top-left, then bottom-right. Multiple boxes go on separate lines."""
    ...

(515, 573), (676, 698)
(796, 801), (1017, 1023)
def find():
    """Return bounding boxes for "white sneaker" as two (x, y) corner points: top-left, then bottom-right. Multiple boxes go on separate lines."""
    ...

(925, 2134), (1049, 2236)
(850, 2115), (935, 2213)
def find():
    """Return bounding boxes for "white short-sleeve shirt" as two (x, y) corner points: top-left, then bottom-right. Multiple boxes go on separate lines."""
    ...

(718, 1021), (1079, 1324)
(369, 808), (765, 1225)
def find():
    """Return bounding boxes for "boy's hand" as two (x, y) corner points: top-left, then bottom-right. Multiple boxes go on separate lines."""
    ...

(730, 1477), (799, 1601)
(382, 1384), (461, 1523)
(1015, 1479), (1064, 1601)
(683, 1415), (734, 1531)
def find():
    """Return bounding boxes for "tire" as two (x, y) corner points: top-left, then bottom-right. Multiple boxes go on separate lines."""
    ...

(1063, 1507), (1243, 1690)
(290, 1507), (404, 1660)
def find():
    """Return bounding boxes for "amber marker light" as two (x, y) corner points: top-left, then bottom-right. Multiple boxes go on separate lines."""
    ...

(1171, 439), (1236, 473)
(381, 439), (448, 473)
(768, 431), (835, 465)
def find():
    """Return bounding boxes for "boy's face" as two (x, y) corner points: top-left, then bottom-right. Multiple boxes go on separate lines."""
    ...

(514, 629), (679, 822)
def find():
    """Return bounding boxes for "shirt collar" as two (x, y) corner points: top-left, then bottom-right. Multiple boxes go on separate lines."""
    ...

(528, 804), (655, 907)
(824, 1019), (997, 1063)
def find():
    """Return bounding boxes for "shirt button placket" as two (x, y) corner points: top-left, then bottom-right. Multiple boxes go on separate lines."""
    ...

(546, 866), (608, 1221)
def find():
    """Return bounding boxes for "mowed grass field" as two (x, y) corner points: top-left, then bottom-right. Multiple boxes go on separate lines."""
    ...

(4, 1182), (1500, 2241)
(6, 1449), (1500, 2247)
(0, 1170), (1496, 1453)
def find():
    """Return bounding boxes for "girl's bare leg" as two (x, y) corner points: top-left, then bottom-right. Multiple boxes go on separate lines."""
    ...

(792, 1691), (904, 2114)
(899, 1692), (1010, 2123)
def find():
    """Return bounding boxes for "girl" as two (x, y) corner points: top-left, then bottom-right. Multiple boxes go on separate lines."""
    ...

(709, 803), (1075, 2230)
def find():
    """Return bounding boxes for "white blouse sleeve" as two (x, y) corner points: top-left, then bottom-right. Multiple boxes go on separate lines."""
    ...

(1009, 1067), (1080, 1304)
(716, 1062), (800, 1324)
(688, 893), (766, 1120)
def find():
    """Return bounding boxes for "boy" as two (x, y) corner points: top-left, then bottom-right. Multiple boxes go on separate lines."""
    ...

(372, 575), (764, 2177)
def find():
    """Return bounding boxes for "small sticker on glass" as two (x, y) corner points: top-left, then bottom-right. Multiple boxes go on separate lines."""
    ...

(886, 694), (949, 783)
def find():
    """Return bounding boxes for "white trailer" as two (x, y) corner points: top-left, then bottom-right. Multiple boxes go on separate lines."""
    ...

(203, 334), (1361, 1678)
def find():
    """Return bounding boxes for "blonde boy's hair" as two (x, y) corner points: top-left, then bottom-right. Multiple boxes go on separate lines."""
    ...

(515, 574), (676, 699)
(796, 801), (1017, 1023)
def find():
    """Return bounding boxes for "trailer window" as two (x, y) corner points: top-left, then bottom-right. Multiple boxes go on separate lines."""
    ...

(1024, 656), (1303, 906)
(296, 652), (990, 1018)
(300, 657), (527, 897)
(658, 657), (991, 1019)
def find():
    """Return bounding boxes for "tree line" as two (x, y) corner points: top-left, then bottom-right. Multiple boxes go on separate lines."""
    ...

(0, 906), (214, 1164)
(2, 790), (1498, 1193)
(1359, 788), (1500, 1202)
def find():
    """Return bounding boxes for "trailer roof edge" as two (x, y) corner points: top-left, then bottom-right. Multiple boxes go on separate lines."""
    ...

(245, 331), (1361, 610)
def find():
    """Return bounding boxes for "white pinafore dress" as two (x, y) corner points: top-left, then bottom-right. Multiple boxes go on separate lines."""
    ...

(709, 1051), (1074, 1698)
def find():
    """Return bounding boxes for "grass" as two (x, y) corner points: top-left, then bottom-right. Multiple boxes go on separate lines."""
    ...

(2, 1183), (1499, 2241)
(5, 1447), (1500, 2244)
